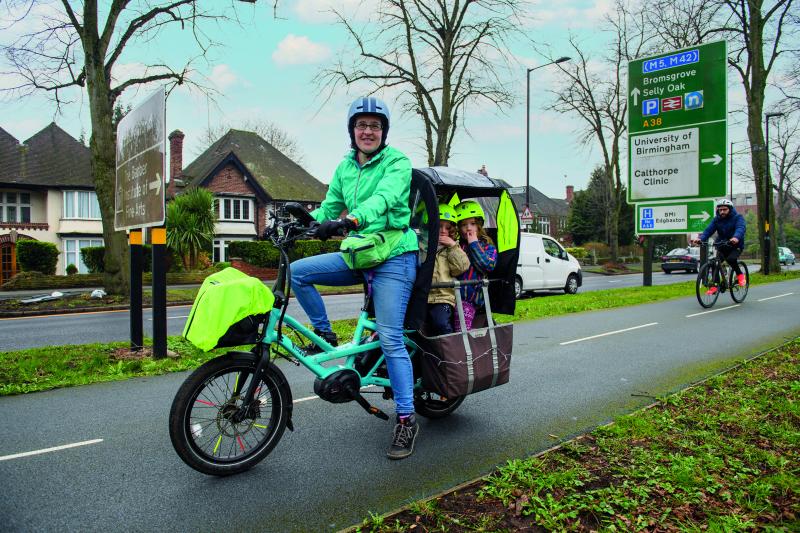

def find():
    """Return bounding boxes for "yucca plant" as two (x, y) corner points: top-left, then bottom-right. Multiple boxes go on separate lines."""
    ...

(166, 188), (216, 270)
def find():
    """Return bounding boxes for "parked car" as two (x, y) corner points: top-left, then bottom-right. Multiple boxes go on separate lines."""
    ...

(661, 247), (700, 274)
(779, 246), (796, 265)
(515, 232), (582, 298)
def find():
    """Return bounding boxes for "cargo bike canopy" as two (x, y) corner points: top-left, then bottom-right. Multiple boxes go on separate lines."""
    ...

(404, 166), (520, 330)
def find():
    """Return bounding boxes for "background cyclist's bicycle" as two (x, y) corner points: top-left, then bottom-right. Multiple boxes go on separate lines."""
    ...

(695, 240), (749, 308)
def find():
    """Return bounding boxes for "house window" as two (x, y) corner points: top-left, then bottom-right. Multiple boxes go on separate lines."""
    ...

(213, 238), (251, 263)
(1, 192), (31, 223)
(63, 238), (104, 273)
(218, 197), (253, 222)
(538, 216), (550, 235)
(745, 196), (753, 205)
(63, 191), (101, 219)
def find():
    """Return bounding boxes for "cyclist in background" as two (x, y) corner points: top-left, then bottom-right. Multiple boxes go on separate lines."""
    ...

(692, 198), (746, 294)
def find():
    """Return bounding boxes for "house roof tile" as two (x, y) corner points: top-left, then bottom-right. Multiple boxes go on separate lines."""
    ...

(181, 129), (326, 202)
(0, 123), (93, 189)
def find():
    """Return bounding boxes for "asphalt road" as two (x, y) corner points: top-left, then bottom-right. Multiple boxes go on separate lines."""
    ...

(1, 278), (798, 532)
(4, 265), (793, 351)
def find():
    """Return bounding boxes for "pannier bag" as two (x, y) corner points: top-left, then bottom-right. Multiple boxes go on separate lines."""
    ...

(417, 281), (512, 397)
(340, 229), (405, 270)
(183, 267), (275, 351)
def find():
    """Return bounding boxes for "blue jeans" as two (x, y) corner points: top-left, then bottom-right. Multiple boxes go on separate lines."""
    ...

(291, 252), (418, 415)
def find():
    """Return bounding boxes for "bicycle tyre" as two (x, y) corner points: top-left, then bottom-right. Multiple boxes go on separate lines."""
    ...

(695, 263), (719, 308)
(730, 262), (750, 303)
(414, 391), (465, 419)
(169, 351), (291, 476)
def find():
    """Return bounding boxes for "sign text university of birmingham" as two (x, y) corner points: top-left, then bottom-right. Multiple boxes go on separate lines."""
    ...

(633, 133), (692, 155)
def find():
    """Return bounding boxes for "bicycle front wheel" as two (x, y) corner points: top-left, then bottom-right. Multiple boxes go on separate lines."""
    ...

(696, 263), (719, 308)
(169, 351), (291, 476)
(730, 262), (750, 303)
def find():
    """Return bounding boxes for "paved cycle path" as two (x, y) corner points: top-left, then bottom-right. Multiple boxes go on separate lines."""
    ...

(1, 279), (798, 532)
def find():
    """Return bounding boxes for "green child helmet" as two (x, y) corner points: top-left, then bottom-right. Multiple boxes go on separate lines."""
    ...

(455, 200), (485, 223)
(438, 203), (458, 223)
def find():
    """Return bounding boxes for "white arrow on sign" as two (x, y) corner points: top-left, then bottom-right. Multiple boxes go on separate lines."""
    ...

(690, 210), (711, 222)
(149, 172), (162, 194)
(701, 154), (722, 165)
(630, 87), (640, 106)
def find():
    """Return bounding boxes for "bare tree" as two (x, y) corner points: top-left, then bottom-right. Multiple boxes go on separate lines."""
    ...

(769, 113), (800, 246)
(317, 0), (527, 166)
(199, 120), (305, 164)
(548, 1), (651, 262)
(0, 1), (249, 294)
(722, 0), (797, 273)
(635, 0), (796, 273)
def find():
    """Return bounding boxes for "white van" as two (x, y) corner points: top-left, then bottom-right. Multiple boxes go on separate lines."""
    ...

(515, 232), (583, 297)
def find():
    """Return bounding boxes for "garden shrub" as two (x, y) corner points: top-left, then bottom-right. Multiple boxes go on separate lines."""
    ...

(16, 240), (58, 275)
(565, 247), (587, 260)
(66, 264), (78, 275)
(228, 239), (341, 268)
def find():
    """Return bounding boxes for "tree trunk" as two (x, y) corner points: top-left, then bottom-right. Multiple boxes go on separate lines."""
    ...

(85, 50), (129, 294)
(744, 2), (779, 275)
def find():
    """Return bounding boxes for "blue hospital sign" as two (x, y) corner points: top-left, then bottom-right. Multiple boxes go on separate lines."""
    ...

(684, 91), (704, 110)
(643, 208), (654, 218)
(642, 98), (660, 116)
(641, 207), (655, 229)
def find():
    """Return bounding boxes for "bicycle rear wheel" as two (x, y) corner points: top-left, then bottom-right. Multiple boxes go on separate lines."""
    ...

(414, 390), (465, 419)
(695, 263), (719, 308)
(169, 351), (291, 476)
(730, 262), (750, 303)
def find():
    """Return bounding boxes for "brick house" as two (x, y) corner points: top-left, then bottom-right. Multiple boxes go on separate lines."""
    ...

(0, 123), (103, 283)
(168, 129), (327, 262)
(475, 165), (572, 241)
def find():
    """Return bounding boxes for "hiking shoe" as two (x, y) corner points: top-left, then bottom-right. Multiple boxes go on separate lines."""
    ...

(705, 286), (718, 296)
(305, 329), (338, 354)
(387, 414), (419, 460)
(737, 274), (746, 286)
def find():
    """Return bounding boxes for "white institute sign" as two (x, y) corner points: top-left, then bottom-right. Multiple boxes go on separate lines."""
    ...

(638, 204), (688, 231)
(630, 127), (699, 200)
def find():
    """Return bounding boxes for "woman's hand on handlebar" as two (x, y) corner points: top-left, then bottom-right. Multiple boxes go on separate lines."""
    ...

(314, 217), (356, 241)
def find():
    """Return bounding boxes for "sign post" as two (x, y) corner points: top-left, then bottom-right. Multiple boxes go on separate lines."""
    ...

(115, 87), (167, 357)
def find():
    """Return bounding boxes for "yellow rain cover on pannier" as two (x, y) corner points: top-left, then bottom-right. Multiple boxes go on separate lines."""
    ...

(183, 267), (275, 351)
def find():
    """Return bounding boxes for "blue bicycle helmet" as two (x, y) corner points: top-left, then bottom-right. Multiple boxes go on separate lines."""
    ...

(347, 96), (390, 151)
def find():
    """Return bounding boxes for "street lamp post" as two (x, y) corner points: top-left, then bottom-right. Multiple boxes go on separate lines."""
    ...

(763, 111), (784, 275)
(526, 56), (571, 212)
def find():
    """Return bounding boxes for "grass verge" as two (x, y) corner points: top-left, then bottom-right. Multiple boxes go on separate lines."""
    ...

(355, 339), (800, 532)
(1, 271), (798, 396)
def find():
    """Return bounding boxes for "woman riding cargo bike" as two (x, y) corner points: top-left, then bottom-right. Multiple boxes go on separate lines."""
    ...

(169, 97), (521, 475)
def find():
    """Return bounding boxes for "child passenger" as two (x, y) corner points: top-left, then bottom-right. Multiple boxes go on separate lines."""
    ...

(454, 200), (497, 331)
(426, 204), (471, 336)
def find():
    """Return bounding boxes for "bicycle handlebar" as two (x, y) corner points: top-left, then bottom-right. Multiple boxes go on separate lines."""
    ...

(430, 279), (493, 289)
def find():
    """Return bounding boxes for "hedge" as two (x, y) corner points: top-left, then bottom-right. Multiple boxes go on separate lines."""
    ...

(82, 245), (180, 273)
(228, 239), (341, 268)
(16, 240), (59, 275)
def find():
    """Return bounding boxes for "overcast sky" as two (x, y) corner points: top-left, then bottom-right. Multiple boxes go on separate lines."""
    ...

(1, 0), (791, 201)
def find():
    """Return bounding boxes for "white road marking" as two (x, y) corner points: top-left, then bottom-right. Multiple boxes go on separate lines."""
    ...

(147, 315), (189, 320)
(560, 322), (658, 345)
(607, 280), (621, 283)
(0, 439), (103, 462)
(757, 292), (794, 302)
(685, 305), (740, 318)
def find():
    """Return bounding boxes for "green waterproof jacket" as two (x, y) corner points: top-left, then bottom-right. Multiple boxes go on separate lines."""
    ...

(311, 145), (418, 259)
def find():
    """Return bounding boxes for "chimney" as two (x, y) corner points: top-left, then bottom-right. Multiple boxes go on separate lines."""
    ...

(566, 185), (574, 204)
(477, 164), (488, 177)
(168, 129), (185, 197)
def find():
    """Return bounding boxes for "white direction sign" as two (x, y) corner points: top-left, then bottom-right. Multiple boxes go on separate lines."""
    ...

(630, 127), (699, 199)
